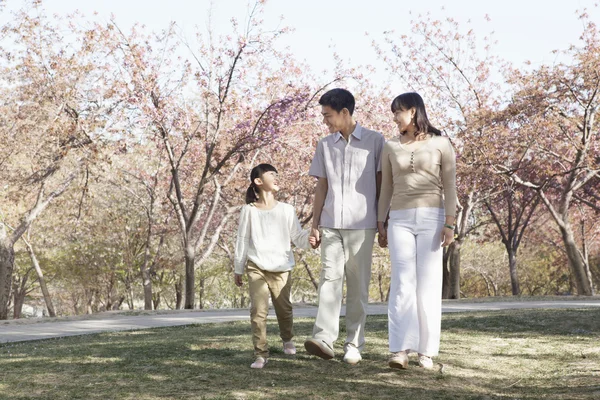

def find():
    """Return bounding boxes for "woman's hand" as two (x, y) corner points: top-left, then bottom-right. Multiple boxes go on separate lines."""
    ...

(441, 227), (455, 247)
(377, 221), (388, 248)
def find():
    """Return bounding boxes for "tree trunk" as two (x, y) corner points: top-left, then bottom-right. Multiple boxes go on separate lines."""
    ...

(448, 241), (462, 299)
(0, 175), (75, 319)
(12, 277), (27, 319)
(127, 278), (134, 310)
(198, 277), (205, 310)
(140, 227), (154, 310)
(105, 275), (116, 312)
(24, 240), (56, 317)
(302, 260), (319, 291)
(442, 246), (451, 299)
(507, 247), (521, 296)
(153, 292), (161, 310)
(561, 224), (594, 296)
(478, 272), (492, 297)
(141, 265), (153, 310)
(175, 276), (183, 310)
(445, 190), (474, 300)
(86, 289), (96, 314)
(378, 271), (386, 302)
(184, 246), (195, 309)
(13, 295), (24, 319)
(386, 284), (391, 302)
(112, 296), (125, 310)
(0, 239), (15, 320)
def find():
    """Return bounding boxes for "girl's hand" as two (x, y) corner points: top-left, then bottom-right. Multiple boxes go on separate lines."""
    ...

(441, 227), (455, 247)
(234, 273), (243, 287)
(377, 221), (388, 248)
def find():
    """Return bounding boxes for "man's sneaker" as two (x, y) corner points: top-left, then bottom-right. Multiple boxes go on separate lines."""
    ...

(304, 338), (334, 360)
(250, 356), (268, 369)
(418, 355), (434, 369)
(388, 351), (409, 369)
(343, 346), (362, 365)
(283, 341), (296, 355)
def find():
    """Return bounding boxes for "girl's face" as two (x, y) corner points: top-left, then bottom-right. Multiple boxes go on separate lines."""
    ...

(255, 171), (279, 193)
(393, 107), (415, 133)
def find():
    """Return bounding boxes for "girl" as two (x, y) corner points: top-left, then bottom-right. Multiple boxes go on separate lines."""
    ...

(377, 92), (457, 369)
(234, 163), (310, 369)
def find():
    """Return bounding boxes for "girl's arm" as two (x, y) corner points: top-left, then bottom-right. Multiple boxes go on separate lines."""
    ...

(289, 207), (311, 250)
(234, 206), (251, 274)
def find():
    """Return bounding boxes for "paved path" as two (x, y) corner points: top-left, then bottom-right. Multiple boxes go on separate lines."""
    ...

(1, 300), (599, 344)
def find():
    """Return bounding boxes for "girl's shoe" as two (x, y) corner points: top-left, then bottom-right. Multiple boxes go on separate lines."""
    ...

(250, 356), (268, 369)
(388, 351), (409, 369)
(418, 355), (434, 369)
(283, 341), (296, 355)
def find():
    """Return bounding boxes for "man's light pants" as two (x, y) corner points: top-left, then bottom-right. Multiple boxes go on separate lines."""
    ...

(312, 228), (376, 351)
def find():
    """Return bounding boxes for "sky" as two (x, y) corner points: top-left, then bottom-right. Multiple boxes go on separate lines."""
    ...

(4, 0), (599, 93)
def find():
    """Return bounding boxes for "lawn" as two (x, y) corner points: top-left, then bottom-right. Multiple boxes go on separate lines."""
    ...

(0, 308), (599, 399)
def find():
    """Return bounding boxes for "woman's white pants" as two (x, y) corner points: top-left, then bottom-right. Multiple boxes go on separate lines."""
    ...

(387, 207), (445, 357)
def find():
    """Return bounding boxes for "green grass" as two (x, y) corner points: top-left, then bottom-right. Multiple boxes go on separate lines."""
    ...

(0, 309), (599, 399)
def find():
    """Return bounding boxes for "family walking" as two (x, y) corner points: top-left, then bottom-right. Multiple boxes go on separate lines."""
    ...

(234, 89), (457, 370)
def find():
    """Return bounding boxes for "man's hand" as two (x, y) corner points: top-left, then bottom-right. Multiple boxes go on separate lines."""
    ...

(309, 227), (321, 249)
(234, 273), (243, 287)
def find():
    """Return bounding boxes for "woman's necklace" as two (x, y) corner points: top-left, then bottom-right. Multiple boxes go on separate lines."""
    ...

(400, 132), (430, 144)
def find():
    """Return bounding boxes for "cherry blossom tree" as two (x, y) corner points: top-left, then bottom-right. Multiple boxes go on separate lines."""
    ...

(496, 10), (600, 295)
(98, 1), (312, 308)
(0, 2), (122, 318)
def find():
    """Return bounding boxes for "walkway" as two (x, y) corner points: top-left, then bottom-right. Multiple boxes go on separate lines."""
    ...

(1, 299), (599, 344)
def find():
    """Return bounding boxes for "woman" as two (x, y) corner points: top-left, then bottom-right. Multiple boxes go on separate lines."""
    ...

(377, 92), (457, 369)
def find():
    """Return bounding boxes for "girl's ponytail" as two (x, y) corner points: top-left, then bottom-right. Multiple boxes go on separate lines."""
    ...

(245, 182), (259, 204)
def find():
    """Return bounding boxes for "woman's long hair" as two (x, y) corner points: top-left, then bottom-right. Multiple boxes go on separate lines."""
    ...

(391, 92), (441, 136)
(245, 163), (278, 204)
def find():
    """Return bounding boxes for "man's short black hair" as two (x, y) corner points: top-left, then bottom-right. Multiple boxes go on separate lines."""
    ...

(318, 88), (355, 116)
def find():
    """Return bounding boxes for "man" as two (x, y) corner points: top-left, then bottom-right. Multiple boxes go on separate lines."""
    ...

(305, 88), (384, 364)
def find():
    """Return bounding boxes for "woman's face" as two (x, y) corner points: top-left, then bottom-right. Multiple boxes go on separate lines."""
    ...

(393, 107), (415, 133)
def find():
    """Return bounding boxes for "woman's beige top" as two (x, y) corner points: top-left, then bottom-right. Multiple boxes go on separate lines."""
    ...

(377, 135), (457, 220)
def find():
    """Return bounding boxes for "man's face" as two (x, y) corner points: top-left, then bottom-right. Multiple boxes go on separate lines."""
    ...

(321, 105), (347, 133)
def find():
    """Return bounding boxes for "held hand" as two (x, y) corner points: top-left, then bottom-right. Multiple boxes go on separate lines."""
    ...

(441, 227), (455, 247)
(377, 221), (388, 248)
(309, 227), (321, 249)
(234, 273), (243, 287)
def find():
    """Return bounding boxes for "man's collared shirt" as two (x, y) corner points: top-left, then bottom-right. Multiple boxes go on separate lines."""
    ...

(309, 123), (385, 230)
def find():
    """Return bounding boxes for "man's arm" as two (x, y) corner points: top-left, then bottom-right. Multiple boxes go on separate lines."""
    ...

(309, 177), (328, 248)
(376, 171), (382, 201)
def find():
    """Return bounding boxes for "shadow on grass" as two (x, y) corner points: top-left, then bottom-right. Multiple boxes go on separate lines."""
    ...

(441, 308), (600, 337)
(0, 309), (599, 399)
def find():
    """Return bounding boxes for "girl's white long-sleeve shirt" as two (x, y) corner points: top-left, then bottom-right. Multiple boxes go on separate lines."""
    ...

(234, 202), (310, 274)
